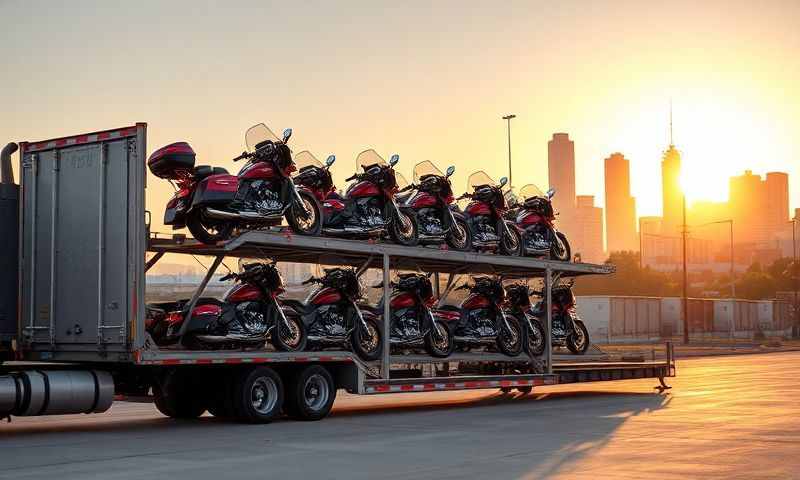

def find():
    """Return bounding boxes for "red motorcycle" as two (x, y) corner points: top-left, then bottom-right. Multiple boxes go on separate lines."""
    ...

(395, 161), (472, 251)
(435, 276), (524, 356)
(303, 150), (418, 245)
(145, 262), (306, 351)
(148, 123), (322, 244)
(292, 150), (337, 216)
(456, 171), (523, 256)
(360, 273), (455, 358)
(513, 184), (571, 261)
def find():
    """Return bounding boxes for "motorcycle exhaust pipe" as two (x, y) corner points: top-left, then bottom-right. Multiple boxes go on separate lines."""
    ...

(203, 208), (282, 222)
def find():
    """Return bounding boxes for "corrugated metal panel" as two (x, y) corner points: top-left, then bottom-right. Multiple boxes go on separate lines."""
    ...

(19, 125), (146, 360)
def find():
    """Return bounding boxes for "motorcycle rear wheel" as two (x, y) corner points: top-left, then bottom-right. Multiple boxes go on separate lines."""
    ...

(551, 232), (571, 262)
(446, 216), (472, 252)
(497, 316), (524, 357)
(424, 320), (455, 358)
(286, 190), (323, 235)
(390, 210), (419, 246)
(186, 209), (234, 244)
(351, 317), (383, 361)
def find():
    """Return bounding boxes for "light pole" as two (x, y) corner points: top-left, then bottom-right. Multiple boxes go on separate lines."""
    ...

(682, 194), (689, 344)
(502, 114), (516, 189)
(791, 217), (798, 337)
(638, 218), (656, 269)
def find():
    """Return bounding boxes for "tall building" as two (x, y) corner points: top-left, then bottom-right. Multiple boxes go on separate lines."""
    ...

(548, 133), (576, 214)
(604, 152), (637, 252)
(661, 144), (682, 235)
(572, 195), (605, 263)
(765, 172), (789, 228)
(730, 170), (770, 245)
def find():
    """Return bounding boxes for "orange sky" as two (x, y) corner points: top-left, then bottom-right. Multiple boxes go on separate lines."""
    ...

(1, 0), (798, 233)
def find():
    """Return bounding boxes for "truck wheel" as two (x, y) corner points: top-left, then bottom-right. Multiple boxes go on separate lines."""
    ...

(517, 386), (533, 394)
(232, 366), (284, 423)
(284, 365), (337, 421)
(153, 370), (207, 419)
(208, 374), (236, 419)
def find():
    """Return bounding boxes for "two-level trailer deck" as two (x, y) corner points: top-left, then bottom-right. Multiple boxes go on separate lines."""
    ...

(0, 124), (674, 423)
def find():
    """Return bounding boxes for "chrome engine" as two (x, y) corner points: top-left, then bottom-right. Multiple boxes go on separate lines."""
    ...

(418, 208), (444, 236)
(472, 216), (499, 244)
(524, 225), (551, 251)
(392, 309), (421, 339)
(310, 304), (347, 337)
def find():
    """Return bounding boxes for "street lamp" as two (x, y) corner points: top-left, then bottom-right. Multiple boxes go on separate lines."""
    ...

(790, 217), (798, 338)
(502, 114), (515, 189)
(638, 218), (657, 269)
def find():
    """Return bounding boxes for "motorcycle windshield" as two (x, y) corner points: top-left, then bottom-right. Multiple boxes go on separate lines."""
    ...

(396, 171), (409, 190)
(520, 183), (544, 200)
(413, 160), (444, 183)
(245, 123), (280, 152)
(293, 150), (323, 170)
(467, 171), (496, 190)
(356, 149), (386, 169)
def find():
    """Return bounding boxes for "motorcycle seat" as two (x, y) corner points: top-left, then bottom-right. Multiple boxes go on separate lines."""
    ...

(194, 165), (229, 180)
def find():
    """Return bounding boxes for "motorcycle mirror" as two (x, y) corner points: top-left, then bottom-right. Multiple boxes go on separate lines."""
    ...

(389, 154), (400, 166)
(446, 166), (455, 177)
(547, 187), (555, 198)
(282, 128), (293, 143)
(325, 154), (336, 166)
(499, 177), (508, 187)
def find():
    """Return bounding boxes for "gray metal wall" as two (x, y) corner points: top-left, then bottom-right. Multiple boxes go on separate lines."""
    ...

(19, 126), (146, 361)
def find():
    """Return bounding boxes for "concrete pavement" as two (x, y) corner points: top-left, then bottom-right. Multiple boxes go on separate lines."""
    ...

(1, 352), (798, 479)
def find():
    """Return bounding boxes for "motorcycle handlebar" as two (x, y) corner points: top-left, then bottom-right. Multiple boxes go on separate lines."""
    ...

(220, 272), (237, 281)
(232, 151), (251, 162)
(345, 173), (360, 182)
(302, 277), (320, 285)
(397, 184), (415, 193)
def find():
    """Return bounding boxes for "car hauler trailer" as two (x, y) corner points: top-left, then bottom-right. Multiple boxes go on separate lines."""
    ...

(0, 124), (675, 423)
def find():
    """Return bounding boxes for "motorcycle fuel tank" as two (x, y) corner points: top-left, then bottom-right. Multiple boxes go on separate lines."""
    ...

(517, 210), (545, 227)
(226, 283), (263, 303)
(465, 201), (491, 216)
(462, 293), (490, 309)
(346, 180), (380, 198)
(390, 292), (416, 309)
(310, 287), (342, 305)
(239, 162), (277, 180)
(410, 192), (438, 208)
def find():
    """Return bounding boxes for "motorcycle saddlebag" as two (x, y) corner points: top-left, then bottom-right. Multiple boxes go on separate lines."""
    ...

(192, 174), (238, 206)
(147, 142), (196, 179)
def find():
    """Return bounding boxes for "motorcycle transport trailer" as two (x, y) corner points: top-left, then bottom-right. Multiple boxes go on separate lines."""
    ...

(0, 124), (675, 423)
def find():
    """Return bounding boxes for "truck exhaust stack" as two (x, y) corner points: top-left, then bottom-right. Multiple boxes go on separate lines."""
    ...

(0, 142), (19, 352)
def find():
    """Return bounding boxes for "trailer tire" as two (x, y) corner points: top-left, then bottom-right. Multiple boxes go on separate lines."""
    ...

(153, 370), (207, 419)
(284, 365), (337, 421)
(232, 366), (284, 423)
(517, 386), (533, 394)
(208, 373), (236, 419)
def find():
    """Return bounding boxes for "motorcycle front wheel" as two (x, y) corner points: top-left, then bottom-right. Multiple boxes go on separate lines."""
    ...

(523, 316), (546, 357)
(497, 316), (524, 357)
(446, 215), (473, 252)
(424, 320), (455, 358)
(390, 210), (419, 246)
(566, 320), (590, 354)
(551, 231), (572, 262)
(351, 317), (383, 361)
(271, 314), (307, 352)
(500, 226), (524, 257)
(186, 209), (235, 244)
(286, 190), (323, 235)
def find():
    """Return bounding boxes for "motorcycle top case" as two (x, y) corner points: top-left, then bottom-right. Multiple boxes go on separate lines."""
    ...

(147, 142), (196, 179)
(193, 173), (238, 206)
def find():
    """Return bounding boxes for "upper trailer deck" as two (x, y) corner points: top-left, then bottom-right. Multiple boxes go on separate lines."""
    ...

(147, 230), (615, 278)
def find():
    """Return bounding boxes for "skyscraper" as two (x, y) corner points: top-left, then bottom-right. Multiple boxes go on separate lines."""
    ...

(765, 172), (790, 228)
(573, 195), (605, 263)
(604, 152), (637, 252)
(548, 133), (576, 214)
(661, 144), (682, 235)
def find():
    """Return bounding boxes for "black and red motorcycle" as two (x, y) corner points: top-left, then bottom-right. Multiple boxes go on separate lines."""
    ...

(512, 184), (571, 261)
(145, 262), (306, 351)
(148, 123), (323, 244)
(292, 150), (336, 208)
(504, 283), (547, 356)
(456, 172), (523, 256)
(361, 273), (455, 358)
(435, 276), (524, 356)
(395, 161), (472, 251)
(310, 150), (418, 245)
(529, 278), (590, 354)
(282, 268), (383, 361)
